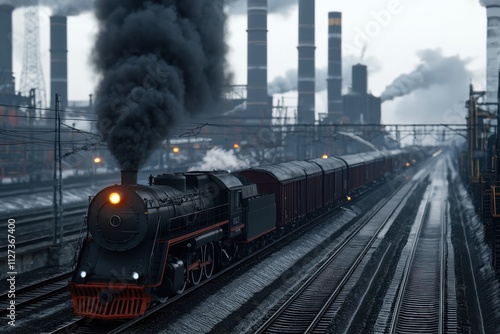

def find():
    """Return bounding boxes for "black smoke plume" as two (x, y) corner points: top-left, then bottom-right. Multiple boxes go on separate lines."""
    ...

(0, 0), (94, 15)
(94, 0), (228, 170)
(381, 49), (471, 102)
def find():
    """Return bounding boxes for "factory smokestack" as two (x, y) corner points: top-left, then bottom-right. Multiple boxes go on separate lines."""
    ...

(327, 12), (342, 122)
(50, 16), (68, 109)
(485, 3), (500, 103)
(352, 64), (367, 95)
(247, 0), (269, 122)
(0, 4), (14, 94)
(298, 0), (315, 124)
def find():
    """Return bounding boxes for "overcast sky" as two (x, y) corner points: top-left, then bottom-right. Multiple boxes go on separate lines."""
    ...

(10, 0), (486, 125)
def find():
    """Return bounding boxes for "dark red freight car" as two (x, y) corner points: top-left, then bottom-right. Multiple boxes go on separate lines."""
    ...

(309, 157), (347, 208)
(362, 151), (385, 184)
(338, 154), (366, 195)
(239, 163), (306, 227)
(287, 161), (323, 214)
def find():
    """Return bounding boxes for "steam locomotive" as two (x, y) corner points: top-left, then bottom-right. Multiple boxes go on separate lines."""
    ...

(69, 147), (425, 319)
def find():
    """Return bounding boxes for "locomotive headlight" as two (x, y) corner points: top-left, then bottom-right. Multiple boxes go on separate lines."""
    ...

(131, 265), (143, 280)
(109, 192), (121, 205)
(80, 270), (87, 278)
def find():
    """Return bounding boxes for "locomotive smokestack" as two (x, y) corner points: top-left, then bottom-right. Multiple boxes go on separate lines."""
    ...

(247, 0), (269, 121)
(50, 16), (68, 109)
(121, 170), (138, 185)
(0, 5), (14, 94)
(298, 0), (315, 124)
(327, 12), (342, 122)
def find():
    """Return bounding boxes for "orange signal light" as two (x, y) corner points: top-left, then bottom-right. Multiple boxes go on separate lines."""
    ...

(109, 192), (121, 205)
(322, 154), (328, 159)
(94, 157), (102, 164)
(233, 143), (240, 149)
(172, 147), (180, 153)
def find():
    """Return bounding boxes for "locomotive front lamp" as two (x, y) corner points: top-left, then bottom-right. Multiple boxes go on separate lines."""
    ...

(80, 270), (87, 278)
(109, 192), (121, 205)
(132, 271), (140, 280)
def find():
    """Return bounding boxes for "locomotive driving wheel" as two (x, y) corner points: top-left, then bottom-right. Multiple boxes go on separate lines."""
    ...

(203, 242), (215, 278)
(190, 248), (203, 285)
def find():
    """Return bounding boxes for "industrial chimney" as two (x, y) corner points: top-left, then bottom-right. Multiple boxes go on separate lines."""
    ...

(298, 0), (315, 124)
(247, 0), (269, 122)
(352, 64), (367, 95)
(327, 12), (342, 122)
(486, 4), (500, 104)
(0, 5), (15, 94)
(50, 16), (68, 110)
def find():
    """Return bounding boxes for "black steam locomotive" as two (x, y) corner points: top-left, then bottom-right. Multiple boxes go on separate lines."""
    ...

(69, 147), (425, 319)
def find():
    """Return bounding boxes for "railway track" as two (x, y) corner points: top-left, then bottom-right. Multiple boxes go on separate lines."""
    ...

(0, 204), (87, 252)
(252, 171), (424, 333)
(0, 272), (72, 328)
(375, 158), (457, 333)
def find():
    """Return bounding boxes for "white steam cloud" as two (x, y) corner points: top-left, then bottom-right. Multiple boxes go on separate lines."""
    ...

(189, 148), (253, 172)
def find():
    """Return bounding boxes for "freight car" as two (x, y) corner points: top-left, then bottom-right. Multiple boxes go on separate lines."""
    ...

(69, 148), (423, 319)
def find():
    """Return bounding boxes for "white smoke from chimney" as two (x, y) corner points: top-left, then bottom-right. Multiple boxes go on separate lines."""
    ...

(380, 49), (471, 102)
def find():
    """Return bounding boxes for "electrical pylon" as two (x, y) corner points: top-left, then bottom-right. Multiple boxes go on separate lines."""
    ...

(20, 4), (47, 108)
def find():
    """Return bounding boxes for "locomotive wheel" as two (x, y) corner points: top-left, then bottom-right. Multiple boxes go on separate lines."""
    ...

(190, 248), (203, 285)
(203, 242), (215, 279)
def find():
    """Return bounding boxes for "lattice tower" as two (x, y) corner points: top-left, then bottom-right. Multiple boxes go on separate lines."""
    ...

(20, 4), (47, 108)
